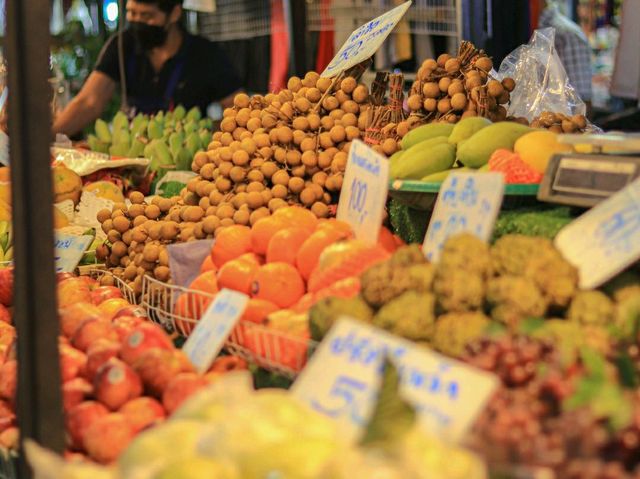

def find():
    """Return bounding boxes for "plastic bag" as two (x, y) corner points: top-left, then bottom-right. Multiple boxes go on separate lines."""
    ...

(498, 27), (586, 121)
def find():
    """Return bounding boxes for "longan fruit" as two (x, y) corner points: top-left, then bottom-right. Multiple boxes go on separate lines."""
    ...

(123, 264), (138, 281)
(437, 98), (452, 114)
(241, 138), (258, 156)
(334, 90), (350, 105)
(232, 149), (250, 166)
(309, 183), (324, 201)
(322, 96), (339, 111)
(229, 166), (247, 183)
(437, 53), (451, 68)
(352, 85), (369, 103)
(234, 92), (250, 108)
(208, 190), (223, 206)
(184, 191), (199, 206)
(461, 110), (478, 119)
(254, 132), (271, 148)
(292, 116), (310, 131)
(295, 97), (312, 113)
(317, 151), (332, 169)
(311, 202), (329, 218)
(276, 126), (293, 144)
(421, 98), (436, 112)
(303, 88), (320, 104)
(475, 56), (493, 72)
(144, 204), (161, 220)
(203, 215), (221, 234)
(215, 177), (232, 193)
(280, 102), (295, 120)
(272, 170), (290, 186)
(112, 216), (130, 234)
(230, 208), (249, 226)
(298, 188), (316, 207)
(286, 150), (302, 166)
(325, 174), (343, 191)
(340, 76), (357, 94)
(299, 137), (316, 153)
(216, 204), (235, 220)
(258, 146), (273, 160)
(262, 113), (277, 129)
(247, 170), (264, 183)
(320, 116), (335, 131)
(407, 94), (423, 111)
(111, 241), (128, 258)
(312, 171), (328, 187)
(502, 77), (516, 92)
(487, 80), (505, 98)
(448, 80), (465, 96)
(287, 177), (305, 194)
(220, 117), (237, 133)
(260, 188), (273, 203)
(329, 109), (345, 120)
(316, 77), (332, 93)
(153, 266), (170, 282)
(245, 191), (263, 209)
(132, 215), (147, 228)
(498, 90), (510, 105)
(142, 243), (160, 263)
(232, 127), (248, 141)
(197, 163), (214, 181)
(182, 206), (204, 223)
(451, 93), (467, 111)
(111, 209), (125, 220)
(340, 112), (357, 127)
(292, 130), (307, 146)
(274, 147), (287, 164)
(162, 221), (180, 241)
(218, 161), (233, 177)
(345, 126), (360, 141)
(381, 138), (397, 156)
(288, 76), (302, 92)
(422, 82), (440, 99)
(445, 58), (461, 74)
(249, 207), (270, 226)
(307, 113), (321, 131)
(129, 191), (145, 204)
(132, 226), (148, 243)
(438, 77), (452, 93)
(301, 150), (318, 168)
(246, 181), (265, 193)
(268, 198), (288, 212)
(330, 125), (346, 143)
(319, 132), (334, 149)
(232, 192), (248, 209)
(466, 75), (482, 90)
(97, 208), (112, 223)
(258, 161), (278, 179)
(271, 184), (288, 199)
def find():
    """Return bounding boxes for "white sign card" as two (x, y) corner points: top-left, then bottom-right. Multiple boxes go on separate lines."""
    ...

(54, 233), (94, 273)
(182, 288), (249, 374)
(423, 172), (505, 262)
(555, 177), (640, 289)
(322, 1), (412, 78)
(336, 140), (389, 244)
(292, 318), (499, 444)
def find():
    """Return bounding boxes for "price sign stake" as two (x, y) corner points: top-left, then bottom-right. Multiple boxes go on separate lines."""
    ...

(555, 177), (640, 289)
(54, 232), (94, 273)
(423, 172), (504, 262)
(292, 318), (498, 444)
(182, 288), (249, 374)
(322, 1), (412, 78)
(337, 140), (389, 244)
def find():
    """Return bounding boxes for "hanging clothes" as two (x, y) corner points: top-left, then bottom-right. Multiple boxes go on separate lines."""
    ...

(530, 0), (542, 33)
(269, 0), (288, 92)
(485, 0), (531, 67)
(314, 0), (335, 74)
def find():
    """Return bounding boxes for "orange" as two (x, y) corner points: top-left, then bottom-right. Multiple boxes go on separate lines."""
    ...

(316, 218), (353, 236)
(241, 298), (279, 324)
(266, 227), (310, 265)
(251, 262), (305, 308)
(250, 216), (291, 255)
(189, 270), (219, 295)
(217, 258), (260, 295)
(211, 225), (252, 268)
(273, 206), (318, 233)
(378, 226), (402, 253)
(236, 252), (264, 266)
(295, 228), (351, 281)
(291, 292), (317, 313)
(200, 255), (217, 274)
(173, 270), (220, 327)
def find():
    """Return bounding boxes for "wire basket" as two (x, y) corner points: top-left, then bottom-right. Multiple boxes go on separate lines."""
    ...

(140, 275), (317, 377)
(86, 269), (138, 305)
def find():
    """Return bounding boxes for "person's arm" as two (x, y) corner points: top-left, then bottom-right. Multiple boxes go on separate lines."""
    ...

(52, 71), (116, 137)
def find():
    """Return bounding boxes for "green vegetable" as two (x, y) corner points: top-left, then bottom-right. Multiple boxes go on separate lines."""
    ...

(492, 207), (575, 241)
(156, 180), (186, 198)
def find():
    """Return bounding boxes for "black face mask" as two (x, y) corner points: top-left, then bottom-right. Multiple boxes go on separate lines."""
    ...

(129, 21), (168, 51)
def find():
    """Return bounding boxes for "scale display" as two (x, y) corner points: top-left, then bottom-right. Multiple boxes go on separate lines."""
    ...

(538, 154), (640, 208)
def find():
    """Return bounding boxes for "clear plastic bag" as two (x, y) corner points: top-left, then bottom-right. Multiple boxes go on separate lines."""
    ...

(497, 27), (587, 122)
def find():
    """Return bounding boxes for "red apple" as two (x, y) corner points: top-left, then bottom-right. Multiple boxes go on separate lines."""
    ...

(0, 268), (13, 307)
(82, 413), (134, 464)
(65, 400), (109, 450)
(120, 323), (173, 365)
(162, 373), (207, 415)
(79, 276), (99, 290)
(59, 302), (105, 338)
(132, 349), (191, 397)
(63, 378), (93, 412)
(0, 304), (11, 325)
(72, 318), (118, 352)
(0, 426), (18, 449)
(58, 278), (92, 308)
(112, 305), (148, 321)
(57, 272), (75, 283)
(209, 355), (248, 374)
(85, 341), (121, 381)
(90, 286), (123, 306)
(94, 358), (142, 411)
(98, 298), (132, 320)
(112, 316), (144, 343)
(119, 397), (165, 433)
(59, 345), (88, 382)
(0, 360), (16, 404)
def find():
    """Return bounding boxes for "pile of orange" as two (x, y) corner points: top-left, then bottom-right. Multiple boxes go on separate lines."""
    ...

(173, 206), (403, 359)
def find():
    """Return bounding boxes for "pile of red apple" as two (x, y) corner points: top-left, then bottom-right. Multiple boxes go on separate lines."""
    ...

(0, 269), (248, 464)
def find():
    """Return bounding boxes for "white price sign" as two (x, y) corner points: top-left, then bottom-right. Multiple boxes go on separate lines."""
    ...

(322, 1), (412, 78)
(555, 177), (640, 289)
(182, 289), (249, 374)
(337, 140), (389, 244)
(292, 318), (498, 444)
(54, 233), (94, 273)
(423, 172), (504, 262)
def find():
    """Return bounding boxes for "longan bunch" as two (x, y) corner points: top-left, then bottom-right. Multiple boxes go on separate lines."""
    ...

(400, 41), (516, 134)
(95, 192), (192, 293)
(188, 71), (371, 224)
(530, 111), (588, 133)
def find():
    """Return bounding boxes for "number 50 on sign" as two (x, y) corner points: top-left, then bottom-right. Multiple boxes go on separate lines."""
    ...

(337, 140), (389, 244)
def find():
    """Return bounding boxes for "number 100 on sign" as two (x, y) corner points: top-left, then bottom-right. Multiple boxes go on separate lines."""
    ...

(337, 140), (389, 244)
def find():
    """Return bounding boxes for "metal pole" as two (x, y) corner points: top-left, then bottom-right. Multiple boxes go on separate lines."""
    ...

(5, 0), (65, 475)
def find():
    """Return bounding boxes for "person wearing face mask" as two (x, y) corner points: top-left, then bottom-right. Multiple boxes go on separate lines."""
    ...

(52, 0), (242, 137)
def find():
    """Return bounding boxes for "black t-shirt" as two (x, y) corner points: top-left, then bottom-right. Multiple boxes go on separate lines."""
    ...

(95, 30), (241, 114)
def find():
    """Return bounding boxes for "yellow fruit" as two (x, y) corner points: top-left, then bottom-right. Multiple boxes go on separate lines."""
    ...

(457, 122), (532, 168)
(52, 165), (83, 205)
(53, 205), (70, 229)
(83, 181), (126, 203)
(514, 130), (572, 174)
(0, 182), (10, 206)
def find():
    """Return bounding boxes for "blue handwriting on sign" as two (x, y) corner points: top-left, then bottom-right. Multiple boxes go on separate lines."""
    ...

(593, 203), (640, 258)
(351, 150), (381, 176)
(311, 375), (370, 426)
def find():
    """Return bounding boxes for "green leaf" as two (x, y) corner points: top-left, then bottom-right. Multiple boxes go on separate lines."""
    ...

(360, 357), (416, 449)
(517, 317), (547, 335)
(579, 347), (607, 380)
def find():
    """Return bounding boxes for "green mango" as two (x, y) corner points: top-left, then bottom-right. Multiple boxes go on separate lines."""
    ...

(183, 121), (197, 135)
(173, 105), (187, 122)
(127, 139), (146, 158)
(400, 123), (455, 150)
(95, 119), (112, 143)
(448, 116), (492, 145)
(175, 148), (194, 171)
(169, 131), (185, 152)
(185, 132), (201, 157)
(457, 122), (532, 168)
(393, 137), (455, 180)
(143, 141), (156, 160)
(421, 167), (471, 182)
(147, 120), (163, 140)
(186, 106), (202, 123)
(112, 128), (131, 149)
(87, 134), (109, 154)
(200, 118), (213, 130)
(131, 118), (149, 138)
(113, 111), (129, 132)
(109, 142), (129, 157)
(131, 113), (146, 133)
(199, 131), (212, 148)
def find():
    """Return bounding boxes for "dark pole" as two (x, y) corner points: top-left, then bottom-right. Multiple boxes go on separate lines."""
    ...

(6, 0), (65, 475)
(289, 0), (308, 77)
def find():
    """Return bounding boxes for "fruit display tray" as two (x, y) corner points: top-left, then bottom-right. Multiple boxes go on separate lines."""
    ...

(389, 180), (541, 211)
(86, 269), (138, 305)
(140, 275), (317, 378)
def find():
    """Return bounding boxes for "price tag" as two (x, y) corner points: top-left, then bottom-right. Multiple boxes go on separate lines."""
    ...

(292, 318), (499, 444)
(337, 140), (389, 244)
(54, 233), (94, 273)
(182, 0), (216, 12)
(555, 177), (640, 289)
(423, 172), (504, 262)
(322, 1), (412, 78)
(182, 289), (249, 374)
